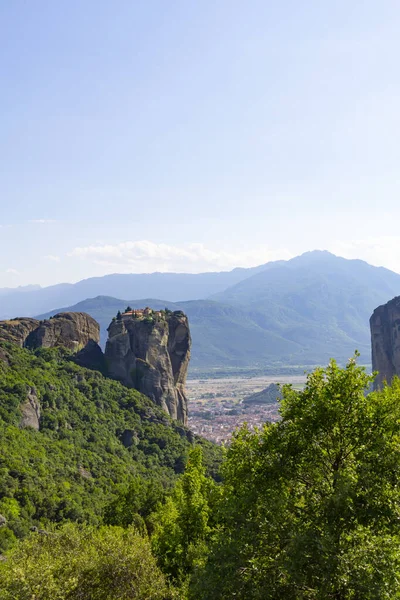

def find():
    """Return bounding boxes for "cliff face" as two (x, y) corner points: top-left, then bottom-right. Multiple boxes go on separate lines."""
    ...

(370, 296), (400, 389)
(0, 312), (100, 354)
(25, 312), (100, 351)
(0, 310), (191, 425)
(0, 318), (39, 346)
(105, 312), (191, 425)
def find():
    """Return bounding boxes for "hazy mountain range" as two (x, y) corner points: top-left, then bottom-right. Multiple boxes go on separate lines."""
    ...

(14, 249), (398, 372)
(0, 263), (270, 319)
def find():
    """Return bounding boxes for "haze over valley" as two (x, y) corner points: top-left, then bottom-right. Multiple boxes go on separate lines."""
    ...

(1, 249), (398, 374)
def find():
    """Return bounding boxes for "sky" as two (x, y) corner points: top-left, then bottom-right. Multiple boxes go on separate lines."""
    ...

(2, 0), (400, 287)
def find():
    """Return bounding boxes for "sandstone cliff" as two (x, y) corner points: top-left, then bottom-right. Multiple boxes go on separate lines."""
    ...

(0, 312), (100, 354)
(370, 296), (400, 389)
(0, 318), (39, 346)
(0, 310), (191, 425)
(105, 311), (191, 425)
(25, 312), (100, 351)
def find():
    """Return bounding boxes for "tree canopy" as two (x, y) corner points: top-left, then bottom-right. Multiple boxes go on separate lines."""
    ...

(2, 344), (400, 599)
(0, 524), (177, 600)
(190, 357), (400, 599)
(0, 342), (221, 553)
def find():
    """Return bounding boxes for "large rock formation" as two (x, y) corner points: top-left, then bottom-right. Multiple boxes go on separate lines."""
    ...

(0, 309), (191, 425)
(25, 312), (100, 351)
(370, 296), (400, 389)
(105, 310), (191, 425)
(0, 317), (39, 346)
(0, 312), (100, 354)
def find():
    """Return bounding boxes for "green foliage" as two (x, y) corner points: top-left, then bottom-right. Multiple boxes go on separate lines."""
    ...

(5, 336), (400, 599)
(191, 356), (400, 599)
(0, 523), (177, 599)
(0, 342), (203, 551)
(103, 477), (163, 531)
(151, 447), (220, 587)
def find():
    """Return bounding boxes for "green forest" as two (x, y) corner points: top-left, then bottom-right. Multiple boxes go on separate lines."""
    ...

(1, 343), (400, 598)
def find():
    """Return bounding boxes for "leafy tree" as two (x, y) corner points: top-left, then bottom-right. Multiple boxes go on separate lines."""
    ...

(0, 523), (177, 599)
(151, 447), (219, 587)
(191, 356), (400, 599)
(116, 310), (122, 320)
(103, 477), (164, 531)
(125, 306), (132, 312)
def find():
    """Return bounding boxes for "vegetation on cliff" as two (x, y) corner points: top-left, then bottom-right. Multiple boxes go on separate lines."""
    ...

(0, 342), (220, 554)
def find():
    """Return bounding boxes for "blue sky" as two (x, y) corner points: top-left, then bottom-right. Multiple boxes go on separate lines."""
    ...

(2, 0), (400, 287)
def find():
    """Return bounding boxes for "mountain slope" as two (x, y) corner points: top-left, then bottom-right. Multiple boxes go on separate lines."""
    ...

(0, 264), (270, 320)
(34, 252), (400, 370)
(211, 251), (400, 363)
(0, 342), (220, 551)
(38, 296), (302, 370)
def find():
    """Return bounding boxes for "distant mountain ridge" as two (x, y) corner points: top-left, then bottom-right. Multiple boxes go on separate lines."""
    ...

(0, 251), (400, 370)
(0, 284), (41, 297)
(8, 251), (400, 370)
(0, 263), (270, 319)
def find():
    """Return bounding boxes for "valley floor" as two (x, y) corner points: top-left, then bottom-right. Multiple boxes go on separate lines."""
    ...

(187, 374), (306, 444)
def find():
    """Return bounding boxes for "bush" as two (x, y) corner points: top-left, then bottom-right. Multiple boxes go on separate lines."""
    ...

(0, 523), (177, 599)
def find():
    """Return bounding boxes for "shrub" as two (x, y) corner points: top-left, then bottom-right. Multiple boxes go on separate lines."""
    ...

(0, 523), (177, 599)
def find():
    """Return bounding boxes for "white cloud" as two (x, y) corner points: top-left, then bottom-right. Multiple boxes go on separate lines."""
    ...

(329, 236), (400, 273)
(6, 268), (19, 275)
(69, 240), (292, 273)
(44, 255), (61, 262)
(29, 219), (57, 224)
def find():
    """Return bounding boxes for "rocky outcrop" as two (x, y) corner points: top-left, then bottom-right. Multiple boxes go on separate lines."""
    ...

(0, 318), (39, 346)
(243, 383), (282, 405)
(370, 296), (400, 389)
(0, 313), (101, 369)
(20, 387), (41, 430)
(0, 309), (191, 424)
(105, 311), (191, 425)
(25, 312), (100, 351)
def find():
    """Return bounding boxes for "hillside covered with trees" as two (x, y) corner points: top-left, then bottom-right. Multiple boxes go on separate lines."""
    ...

(0, 342), (220, 555)
(1, 344), (400, 598)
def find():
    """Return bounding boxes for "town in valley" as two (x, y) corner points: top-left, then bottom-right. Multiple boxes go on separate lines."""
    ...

(187, 374), (306, 444)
